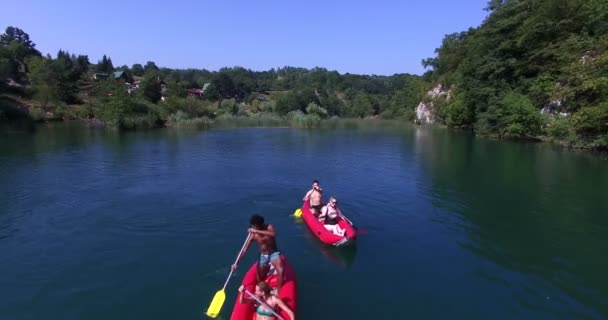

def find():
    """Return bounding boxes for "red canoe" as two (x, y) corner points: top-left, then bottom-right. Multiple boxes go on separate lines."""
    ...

(230, 255), (297, 320)
(301, 201), (357, 246)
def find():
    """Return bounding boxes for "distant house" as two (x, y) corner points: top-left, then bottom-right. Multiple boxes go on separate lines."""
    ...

(186, 82), (211, 97)
(159, 79), (168, 98)
(6, 78), (23, 88)
(92, 73), (109, 80)
(114, 71), (126, 80)
(186, 88), (204, 97)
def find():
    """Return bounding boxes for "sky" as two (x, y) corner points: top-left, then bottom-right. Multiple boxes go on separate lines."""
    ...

(1, 0), (490, 76)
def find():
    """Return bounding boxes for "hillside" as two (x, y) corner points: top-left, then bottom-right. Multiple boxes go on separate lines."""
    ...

(0, 26), (426, 129)
(420, 0), (608, 149)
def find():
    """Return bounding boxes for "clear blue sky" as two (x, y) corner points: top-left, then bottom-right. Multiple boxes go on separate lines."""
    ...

(1, 0), (489, 76)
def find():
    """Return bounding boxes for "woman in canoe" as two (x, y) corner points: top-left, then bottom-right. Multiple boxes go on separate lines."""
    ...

(238, 282), (296, 320)
(319, 196), (346, 236)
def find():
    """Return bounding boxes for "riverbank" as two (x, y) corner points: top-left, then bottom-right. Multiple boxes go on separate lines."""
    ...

(2, 108), (606, 158)
(2, 90), (606, 155)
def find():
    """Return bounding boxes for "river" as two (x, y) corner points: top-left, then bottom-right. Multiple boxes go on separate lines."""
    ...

(1, 122), (607, 319)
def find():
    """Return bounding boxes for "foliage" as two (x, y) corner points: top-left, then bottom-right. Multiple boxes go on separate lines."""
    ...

(96, 55), (114, 74)
(305, 102), (328, 118)
(423, 0), (608, 149)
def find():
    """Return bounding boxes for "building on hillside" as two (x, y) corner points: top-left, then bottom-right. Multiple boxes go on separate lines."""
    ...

(92, 73), (109, 80)
(159, 79), (168, 101)
(114, 71), (127, 80)
(185, 82), (211, 98)
(186, 88), (204, 97)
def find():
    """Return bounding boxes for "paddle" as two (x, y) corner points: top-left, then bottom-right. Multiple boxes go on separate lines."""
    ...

(205, 233), (252, 318)
(337, 212), (367, 234)
(243, 289), (287, 320)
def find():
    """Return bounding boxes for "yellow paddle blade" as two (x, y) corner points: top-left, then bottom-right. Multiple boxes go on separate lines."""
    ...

(293, 208), (302, 217)
(205, 289), (226, 318)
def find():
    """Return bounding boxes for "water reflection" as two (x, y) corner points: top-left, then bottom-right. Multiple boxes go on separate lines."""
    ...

(296, 217), (357, 268)
(412, 125), (608, 317)
(318, 244), (357, 268)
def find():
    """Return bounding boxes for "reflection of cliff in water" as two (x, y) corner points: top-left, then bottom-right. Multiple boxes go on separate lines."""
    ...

(412, 126), (608, 317)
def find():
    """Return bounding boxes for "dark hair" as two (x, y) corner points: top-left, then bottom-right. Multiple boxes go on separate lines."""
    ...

(250, 214), (265, 227)
(313, 179), (319, 184)
(257, 281), (273, 295)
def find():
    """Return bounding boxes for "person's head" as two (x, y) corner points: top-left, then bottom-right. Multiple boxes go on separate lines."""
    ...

(312, 179), (320, 189)
(250, 214), (265, 229)
(329, 196), (337, 207)
(255, 281), (273, 297)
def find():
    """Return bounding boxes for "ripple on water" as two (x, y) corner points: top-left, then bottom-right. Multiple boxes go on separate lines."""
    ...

(103, 198), (245, 240)
(2, 126), (608, 320)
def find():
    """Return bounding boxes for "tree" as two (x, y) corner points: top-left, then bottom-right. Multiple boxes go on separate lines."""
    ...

(140, 72), (162, 103)
(211, 73), (236, 100)
(0, 26), (40, 57)
(27, 56), (61, 107)
(131, 63), (144, 76)
(143, 61), (159, 74)
(421, 0), (608, 147)
(0, 46), (16, 84)
(96, 55), (114, 74)
(74, 55), (90, 75)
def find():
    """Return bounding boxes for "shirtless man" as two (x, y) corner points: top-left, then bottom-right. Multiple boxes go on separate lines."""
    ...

(303, 179), (323, 216)
(232, 214), (284, 294)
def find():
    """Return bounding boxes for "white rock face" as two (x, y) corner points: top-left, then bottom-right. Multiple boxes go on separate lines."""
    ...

(415, 84), (450, 124)
(416, 102), (435, 124)
(541, 99), (570, 118)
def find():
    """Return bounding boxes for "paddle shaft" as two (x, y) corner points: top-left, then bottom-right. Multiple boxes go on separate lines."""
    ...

(222, 233), (252, 290)
(340, 212), (353, 226)
(338, 209), (367, 234)
(244, 289), (286, 320)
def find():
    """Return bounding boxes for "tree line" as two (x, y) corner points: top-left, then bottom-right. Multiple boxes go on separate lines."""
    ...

(3, 0), (607, 152)
(422, 0), (608, 149)
(0, 26), (427, 130)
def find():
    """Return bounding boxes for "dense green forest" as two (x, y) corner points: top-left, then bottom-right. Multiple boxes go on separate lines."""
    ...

(2, 0), (608, 150)
(0, 26), (426, 130)
(422, 0), (608, 149)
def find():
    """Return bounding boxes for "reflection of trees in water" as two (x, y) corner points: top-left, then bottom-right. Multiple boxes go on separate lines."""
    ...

(318, 243), (357, 269)
(413, 127), (608, 316)
(299, 221), (357, 268)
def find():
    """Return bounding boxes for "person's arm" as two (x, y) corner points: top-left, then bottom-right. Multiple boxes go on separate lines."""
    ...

(318, 206), (328, 220)
(273, 296), (295, 320)
(336, 207), (344, 219)
(238, 285), (253, 304)
(251, 224), (276, 237)
(303, 189), (312, 201)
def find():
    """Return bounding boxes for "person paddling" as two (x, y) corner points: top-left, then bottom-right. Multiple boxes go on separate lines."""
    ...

(319, 196), (346, 236)
(238, 282), (295, 320)
(232, 214), (285, 295)
(303, 179), (323, 216)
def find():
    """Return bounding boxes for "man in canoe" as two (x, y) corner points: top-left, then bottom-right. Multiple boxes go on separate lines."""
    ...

(232, 214), (285, 294)
(303, 179), (323, 216)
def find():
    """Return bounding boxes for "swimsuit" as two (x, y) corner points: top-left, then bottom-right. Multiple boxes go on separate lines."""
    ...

(256, 304), (275, 317)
